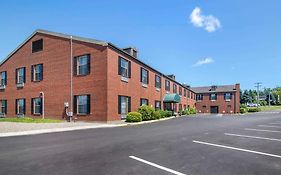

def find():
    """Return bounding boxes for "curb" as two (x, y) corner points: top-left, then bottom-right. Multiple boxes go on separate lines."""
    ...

(0, 124), (126, 138)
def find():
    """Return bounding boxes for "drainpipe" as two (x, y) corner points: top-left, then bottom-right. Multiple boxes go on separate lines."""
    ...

(70, 36), (73, 118)
(40, 91), (44, 119)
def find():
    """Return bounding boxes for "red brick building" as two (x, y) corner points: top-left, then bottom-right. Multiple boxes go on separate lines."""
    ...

(191, 84), (240, 114)
(0, 29), (196, 121)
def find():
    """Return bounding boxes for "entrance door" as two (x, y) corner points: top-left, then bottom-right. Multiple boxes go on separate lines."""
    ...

(210, 106), (219, 114)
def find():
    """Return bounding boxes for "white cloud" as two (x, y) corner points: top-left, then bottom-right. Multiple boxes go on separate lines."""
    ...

(190, 7), (221, 32)
(193, 57), (214, 67)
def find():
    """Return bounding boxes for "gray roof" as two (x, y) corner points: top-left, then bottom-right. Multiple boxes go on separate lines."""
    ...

(191, 85), (237, 93)
(0, 29), (195, 92)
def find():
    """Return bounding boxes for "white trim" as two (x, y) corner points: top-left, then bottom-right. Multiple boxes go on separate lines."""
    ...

(129, 156), (186, 175)
(193, 140), (281, 158)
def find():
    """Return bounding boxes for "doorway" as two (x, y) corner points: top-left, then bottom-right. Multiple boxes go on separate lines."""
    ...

(210, 106), (219, 114)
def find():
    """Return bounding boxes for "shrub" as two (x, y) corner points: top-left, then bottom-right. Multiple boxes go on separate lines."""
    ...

(159, 110), (173, 118)
(248, 107), (261, 113)
(153, 110), (161, 120)
(189, 107), (197, 114)
(240, 108), (247, 114)
(137, 105), (155, 121)
(126, 112), (142, 122)
(240, 104), (247, 109)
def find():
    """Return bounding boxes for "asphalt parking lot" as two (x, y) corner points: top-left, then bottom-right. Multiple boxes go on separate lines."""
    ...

(0, 111), (280, 175)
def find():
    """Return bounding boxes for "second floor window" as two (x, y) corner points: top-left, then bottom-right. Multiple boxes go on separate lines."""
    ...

(165, 80), (170, 91)
(0, 71), (7, 86)
(141, 68), (149, 84)
(75, 54), (90, 75)
(0, 100), (7, 114)
(31, 64), (43, 82)
(196, 94), (203, 101)
(184, 89), (187, 97)
(173, 84), (177, 93)
(16, 99), (25, 115)
(210, 94), (217, 101)
(118, 57), (131, 78)
(179, 87), (182, 96)
(155, 75), (161, 89)
(224, 93), (232, 101)
(16, 67), (26, 84)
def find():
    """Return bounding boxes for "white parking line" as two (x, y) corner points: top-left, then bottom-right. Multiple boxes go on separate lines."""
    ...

(224, 133), (281, 142)
(193, 140), (281, 159)
(245, 128), (281, 133)
(129, 156), (186, 175)
(268, 123), (281, 125)
(258, 125), (281, 128)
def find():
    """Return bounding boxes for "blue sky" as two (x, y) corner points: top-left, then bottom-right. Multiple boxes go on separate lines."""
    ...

(1, 0), (280, 90)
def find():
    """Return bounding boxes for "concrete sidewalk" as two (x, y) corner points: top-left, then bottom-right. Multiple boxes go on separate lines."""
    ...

(0, 122), (126, 137)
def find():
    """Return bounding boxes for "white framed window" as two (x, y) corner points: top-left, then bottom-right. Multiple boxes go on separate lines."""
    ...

(155, 101), (161, 110)
(77, 95), (89, 115)
(33, 98), (42, 115)
(32, 64), (43, 82)
(155, 75), (161, 89)
(173, 84), (177, 93)
(210, 94), (217, 101)
(165, 80), (170, 91)
(16, 99), (25, 115)
(224, 93), (232, 101)
(118, 95), (131, 119)
(141, 68), (148, 85)
(120, 58), (129, 77)
(140, 98), (148, 106)
(0, 71), (7, 86)
(77, 55), (90, 75)
(16, 67), (25, 84)
(0, 100), (7, 114)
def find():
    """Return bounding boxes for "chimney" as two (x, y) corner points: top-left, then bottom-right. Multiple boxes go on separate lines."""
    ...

(122, 47), (138, 58)
(167, 74), (176, 80)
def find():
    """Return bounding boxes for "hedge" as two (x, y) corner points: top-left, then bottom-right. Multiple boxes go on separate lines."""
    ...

(126, 112), (142, 122)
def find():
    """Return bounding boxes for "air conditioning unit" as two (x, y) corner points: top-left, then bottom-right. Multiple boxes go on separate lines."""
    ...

(17, 82), (24, 88)
(0, 85), (6, 90)
(17, 114), (25, 118)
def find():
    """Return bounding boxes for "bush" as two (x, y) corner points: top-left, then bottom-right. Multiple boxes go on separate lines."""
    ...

(189, 107), (197, 114)
(153, 110), (161, 120)
(248, 107), (261, 113)
(137, 105), (155, 121)
(159, 110), (173, 118)
(240, 108), (248, 114)
(240, 104), (247, 109)
(126, 112), (142, 122)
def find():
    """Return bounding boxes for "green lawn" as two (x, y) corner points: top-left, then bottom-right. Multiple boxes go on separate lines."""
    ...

(0, 117), (62, 123)
(259, 105), (281, 111)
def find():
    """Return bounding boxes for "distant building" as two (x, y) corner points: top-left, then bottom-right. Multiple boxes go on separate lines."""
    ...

(191, 84), (240, 114)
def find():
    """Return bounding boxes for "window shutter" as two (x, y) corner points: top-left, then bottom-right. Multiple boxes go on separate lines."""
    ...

(73, 95), (77, 114)
(31, 98), (34, 114)
(155, 76), (157, 88)
(23, 67), (26, 83)
(40, 98), (43, 114)
(128, 61), (131, 78)
(73, 57), (77, 76)
(87, 55), (91, 74)
(128, 97), (131, 112)
(4, 71), (7, 85)
(40, 65), (43, 81)
(140, 68), (142, 82)
(23, 99), (26, 115)
(15, 69), (18, 84)
(15, 99), (18, 115)
(118, 57), (121, 75)
(31, 65), (34, 82)
(87, 95), (91, 114)
(4, 100), (7, 114)
(118, 95), (121, 114)
(147, 70), (149, 84)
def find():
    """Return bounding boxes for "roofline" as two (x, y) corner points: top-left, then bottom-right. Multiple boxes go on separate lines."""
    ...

(0, 29), (195, 92)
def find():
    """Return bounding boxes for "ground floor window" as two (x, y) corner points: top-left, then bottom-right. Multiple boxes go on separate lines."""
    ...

(118, 95), (131, 118)
(179, 104), (182, 111)
(184, 104), (187, 110)
(74, 95), (91, 115)
(0, 100), (7, 114)
(140, 98), (149, 106)
(32, 97), (42, 115)
(16, 99), (25, 115)
(155, 101), (161, 110)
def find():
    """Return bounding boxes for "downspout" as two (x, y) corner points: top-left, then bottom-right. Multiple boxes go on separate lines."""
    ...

(70, 36), (73, 117)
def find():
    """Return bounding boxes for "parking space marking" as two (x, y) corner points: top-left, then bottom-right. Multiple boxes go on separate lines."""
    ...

(224, 133), (281, 142)
(245, 128), (281, 133)
(258, 125), (281, 128)
(268, 123), (281, 125)
(193, 140), (281, 159)
(129, 156), (186, 175)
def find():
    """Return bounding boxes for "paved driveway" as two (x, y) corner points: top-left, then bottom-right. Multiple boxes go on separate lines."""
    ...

(0, 111), (281, 175)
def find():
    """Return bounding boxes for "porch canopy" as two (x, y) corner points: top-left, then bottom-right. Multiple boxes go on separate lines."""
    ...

(163, 93), (181, 103)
